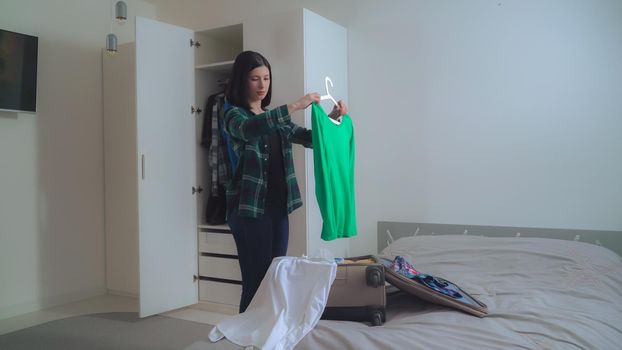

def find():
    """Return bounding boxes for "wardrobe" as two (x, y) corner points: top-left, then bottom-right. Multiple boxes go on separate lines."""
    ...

(103, 8), (349, 317)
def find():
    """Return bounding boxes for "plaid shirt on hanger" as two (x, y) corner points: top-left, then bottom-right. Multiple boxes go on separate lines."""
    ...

(201, 93), (230, 197)
(210, 95), (230, 192)
(224, 105), (312, 218)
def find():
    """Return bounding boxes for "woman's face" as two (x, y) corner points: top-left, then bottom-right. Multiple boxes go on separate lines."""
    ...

(246, 65), (270, 104)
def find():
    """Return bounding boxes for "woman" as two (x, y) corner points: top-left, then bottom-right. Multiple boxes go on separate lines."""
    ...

(224, 51), (347, 313)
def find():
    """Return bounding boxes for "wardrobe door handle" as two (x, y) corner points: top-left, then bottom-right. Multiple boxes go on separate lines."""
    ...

(141, 154), (145, 179)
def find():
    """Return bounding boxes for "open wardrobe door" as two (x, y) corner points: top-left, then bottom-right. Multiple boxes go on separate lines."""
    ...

(135, 17), (198, 317)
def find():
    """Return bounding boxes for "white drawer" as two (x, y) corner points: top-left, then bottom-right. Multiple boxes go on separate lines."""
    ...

(199, 280), (241, 306)
(199, 255), (241, 281)
(198, 231), (237, 255)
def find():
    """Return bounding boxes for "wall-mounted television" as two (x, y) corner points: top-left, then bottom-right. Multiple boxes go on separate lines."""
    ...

(0, 29), (38, 113)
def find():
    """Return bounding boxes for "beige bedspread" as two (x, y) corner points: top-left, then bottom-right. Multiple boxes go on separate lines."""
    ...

(194, 235), (622, 350)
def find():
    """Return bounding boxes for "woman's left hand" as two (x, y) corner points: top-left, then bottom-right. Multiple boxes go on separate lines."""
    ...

(329, 100), (348, 120)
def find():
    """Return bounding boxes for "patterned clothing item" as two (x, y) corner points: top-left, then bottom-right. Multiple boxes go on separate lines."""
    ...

(224, 105), (312, 218)
(390, 255), (420, 278)
(201, 92), (230, 195)
(200, 92), (230, 224)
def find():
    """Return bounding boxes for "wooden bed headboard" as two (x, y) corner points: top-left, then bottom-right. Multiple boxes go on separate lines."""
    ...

(378, 221), (622, 257)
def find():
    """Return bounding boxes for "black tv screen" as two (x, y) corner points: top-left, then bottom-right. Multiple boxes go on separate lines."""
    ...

(0, 29), (38, 113)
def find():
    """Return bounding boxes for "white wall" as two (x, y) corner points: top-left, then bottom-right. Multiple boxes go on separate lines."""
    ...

(348, 0), (622, 255)
(0, 0), (157, 319)
(153, 0), (622, 255)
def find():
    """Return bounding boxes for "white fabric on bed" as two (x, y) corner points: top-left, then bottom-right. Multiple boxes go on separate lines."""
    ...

(207, 256), (336, 350)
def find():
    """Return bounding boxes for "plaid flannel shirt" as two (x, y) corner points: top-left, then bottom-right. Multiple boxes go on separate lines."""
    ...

(209, 94), (230, 194)
(224, 105), (312, 218)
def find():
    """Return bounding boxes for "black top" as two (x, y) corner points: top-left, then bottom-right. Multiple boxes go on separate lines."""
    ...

(265, 130), (287, 209)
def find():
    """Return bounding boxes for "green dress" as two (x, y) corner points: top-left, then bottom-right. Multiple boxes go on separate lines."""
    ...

(311, 102), (357, 241)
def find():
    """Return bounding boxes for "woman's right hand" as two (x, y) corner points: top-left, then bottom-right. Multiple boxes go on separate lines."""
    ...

(288, 93), (321, 114)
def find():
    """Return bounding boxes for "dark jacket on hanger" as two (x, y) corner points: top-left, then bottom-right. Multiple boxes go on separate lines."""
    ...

(201, 91), (230, 224)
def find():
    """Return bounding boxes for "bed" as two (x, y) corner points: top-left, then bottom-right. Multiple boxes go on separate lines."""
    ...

(198, 222), (622, 350)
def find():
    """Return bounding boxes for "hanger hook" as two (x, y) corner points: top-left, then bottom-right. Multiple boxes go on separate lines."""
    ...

(321, 76), (338, 107)
(325, 76), (333, 96)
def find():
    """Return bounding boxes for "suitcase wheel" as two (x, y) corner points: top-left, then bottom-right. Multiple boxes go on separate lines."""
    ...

(366, 266), (384, 287)
(371, 310), (383, 326)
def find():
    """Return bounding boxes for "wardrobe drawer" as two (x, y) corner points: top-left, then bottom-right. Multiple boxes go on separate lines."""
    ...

(198, 231), (237, 255)
(199, 255), (241, 281)
(199, 280), (241, 306)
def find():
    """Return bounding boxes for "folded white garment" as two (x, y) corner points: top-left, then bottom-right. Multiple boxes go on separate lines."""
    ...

(208, 256), (337, 350)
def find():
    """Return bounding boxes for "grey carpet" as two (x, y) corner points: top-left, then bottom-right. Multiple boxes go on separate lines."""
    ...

(0, 312), (226, 350)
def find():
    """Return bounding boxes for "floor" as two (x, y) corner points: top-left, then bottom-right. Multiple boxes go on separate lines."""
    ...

(0, 294), (229, 336)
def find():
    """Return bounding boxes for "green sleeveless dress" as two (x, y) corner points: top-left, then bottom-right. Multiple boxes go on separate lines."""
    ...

(311, 102), (357, 241)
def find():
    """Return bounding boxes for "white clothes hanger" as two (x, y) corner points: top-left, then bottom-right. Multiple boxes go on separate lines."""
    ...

(319, 76), (341, 125)
(320, 76), (338, 106)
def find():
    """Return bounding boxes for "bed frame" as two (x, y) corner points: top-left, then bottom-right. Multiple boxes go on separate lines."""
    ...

(378, 221), (622, 257)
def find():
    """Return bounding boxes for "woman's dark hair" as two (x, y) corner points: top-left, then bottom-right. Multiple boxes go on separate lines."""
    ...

(225, 51), (272, 110)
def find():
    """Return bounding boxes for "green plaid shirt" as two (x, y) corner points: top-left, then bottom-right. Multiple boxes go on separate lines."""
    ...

(224, 105), (312, 218)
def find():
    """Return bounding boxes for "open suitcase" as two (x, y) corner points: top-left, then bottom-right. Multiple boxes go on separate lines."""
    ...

(321, 255), (386, 326)
(377, 255), (488, 318)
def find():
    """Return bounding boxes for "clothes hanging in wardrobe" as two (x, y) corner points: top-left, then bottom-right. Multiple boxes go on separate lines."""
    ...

(201, 91), (230, 225)
(222, 99), (238, 174)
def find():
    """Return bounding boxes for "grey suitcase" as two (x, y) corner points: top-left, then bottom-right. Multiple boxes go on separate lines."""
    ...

(321, 255), (386, 326)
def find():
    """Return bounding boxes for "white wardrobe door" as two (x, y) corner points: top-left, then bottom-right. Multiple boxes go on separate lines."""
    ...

(135, 17), (197, 317)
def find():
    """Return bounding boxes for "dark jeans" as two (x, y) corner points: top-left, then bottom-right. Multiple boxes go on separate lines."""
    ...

(227, 206), (289, 313)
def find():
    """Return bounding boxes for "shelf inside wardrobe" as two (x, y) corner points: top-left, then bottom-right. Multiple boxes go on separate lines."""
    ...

(197, 224), (230, 231)
(195, 60), (234, 72)
(194, 23), (242, 67)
